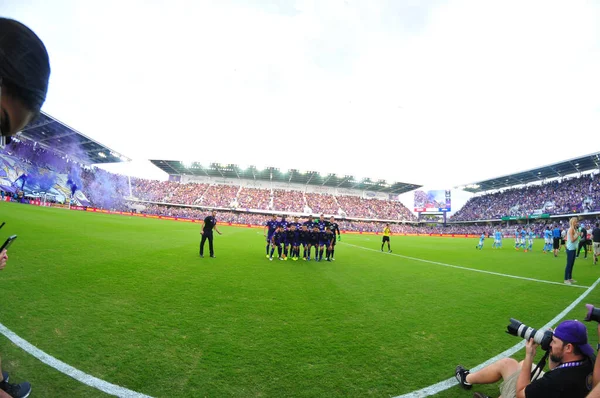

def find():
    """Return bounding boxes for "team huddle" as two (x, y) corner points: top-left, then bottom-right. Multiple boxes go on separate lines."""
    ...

(264, 215), (341, 261)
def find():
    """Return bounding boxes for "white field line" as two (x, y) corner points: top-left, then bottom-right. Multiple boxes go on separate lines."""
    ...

(392, 277), (600, 397)
(0, 322), (153, 397)
(342, 242), (589, 289)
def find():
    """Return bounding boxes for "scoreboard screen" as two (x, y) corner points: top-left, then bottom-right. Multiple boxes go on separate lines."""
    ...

(414, 190), (451, 212)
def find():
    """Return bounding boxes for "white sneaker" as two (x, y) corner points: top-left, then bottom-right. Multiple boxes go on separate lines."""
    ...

(269, 257), (273, 261)
(564, 280), (572, 285)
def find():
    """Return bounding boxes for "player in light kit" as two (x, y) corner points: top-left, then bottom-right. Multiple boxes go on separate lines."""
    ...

(497, 229), (503, 248)
(543, 226), (553, 253)
(476, 232), (485, 250)
(514, 227), (520, 250)
(519, 228), (527, 251)
(492, 229), (500, 248)
(328, 216), (341, 260)
(526, 228), (535, 252)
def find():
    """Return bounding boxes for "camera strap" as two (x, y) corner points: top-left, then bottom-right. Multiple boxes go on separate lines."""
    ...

(531, 350), (549, 381)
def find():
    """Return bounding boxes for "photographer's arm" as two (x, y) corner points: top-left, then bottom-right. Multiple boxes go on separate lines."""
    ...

(516, 339), (538, 398)
(594, 324), (600, 387)
(0, 249), (7, 270)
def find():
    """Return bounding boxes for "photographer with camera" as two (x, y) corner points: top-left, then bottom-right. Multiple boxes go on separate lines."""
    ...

(456, 319), (594, 397)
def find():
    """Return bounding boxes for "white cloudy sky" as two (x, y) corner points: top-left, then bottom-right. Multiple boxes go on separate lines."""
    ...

(3, 0), (600, 189)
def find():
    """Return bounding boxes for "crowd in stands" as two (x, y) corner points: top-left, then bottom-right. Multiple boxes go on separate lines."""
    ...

(238, 187), (271, 210)
(273, 189), (304, 213)
(200, 184), (238, 208)
(304, 192), (339, 215)
(452, 174), (600, 221)
(4, 139), (600, 227)
(136, 204), (591, 237)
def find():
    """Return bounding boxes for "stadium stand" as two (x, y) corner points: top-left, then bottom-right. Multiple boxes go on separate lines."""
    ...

(3, 119), (600, 236)
(451, 173), (600, 221)
(272, 189), (304, 213)
(237, 187), (272, 211)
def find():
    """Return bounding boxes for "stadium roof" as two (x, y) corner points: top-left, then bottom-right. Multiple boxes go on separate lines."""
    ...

(18, 112), (131, 164)
(456, 152), (600, 193)
(150, 160), (422, 194)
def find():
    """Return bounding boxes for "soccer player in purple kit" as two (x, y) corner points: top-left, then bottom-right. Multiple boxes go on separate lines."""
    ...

(324, 226), (335, 261)
(299, 224), (310, 260)
(303, 215), (315, 230)
(284, 224), (297, 261)
(328, 216), (341, 260)
(316, 226), (329, 261)
(264, 214), (278, 258)
(317, 214), (327, 232)
(269, 226), (285, 261)
(307, 226), (320, 261)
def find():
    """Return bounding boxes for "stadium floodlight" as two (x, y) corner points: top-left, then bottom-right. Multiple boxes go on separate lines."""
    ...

(98, 152), (107, 158)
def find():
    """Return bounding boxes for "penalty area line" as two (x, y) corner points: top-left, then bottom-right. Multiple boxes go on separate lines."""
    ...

(342, 242), (589, 289)
(391, 277), (600, 398)
(0, 322), (153, 398)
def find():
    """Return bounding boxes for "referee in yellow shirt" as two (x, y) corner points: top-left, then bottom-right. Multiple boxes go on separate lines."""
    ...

(381, 223), (392, 253)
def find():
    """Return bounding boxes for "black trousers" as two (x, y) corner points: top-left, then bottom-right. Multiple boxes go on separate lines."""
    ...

(200, 231), (214, 256)
(577, 240), (588, 258)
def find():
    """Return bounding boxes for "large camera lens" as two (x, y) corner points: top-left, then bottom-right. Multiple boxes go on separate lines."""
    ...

(506, 318), (553, 351)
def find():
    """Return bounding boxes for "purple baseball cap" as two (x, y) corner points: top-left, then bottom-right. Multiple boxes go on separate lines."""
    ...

(554, 320), (595, 359)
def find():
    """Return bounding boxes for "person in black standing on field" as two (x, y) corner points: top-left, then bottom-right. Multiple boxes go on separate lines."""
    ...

(592, 222), (600, 265)
(577, 222), (588, 259)
(200, 210), (222, 258)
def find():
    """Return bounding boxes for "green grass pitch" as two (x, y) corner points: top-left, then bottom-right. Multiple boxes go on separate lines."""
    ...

(0, 201), (599, 397)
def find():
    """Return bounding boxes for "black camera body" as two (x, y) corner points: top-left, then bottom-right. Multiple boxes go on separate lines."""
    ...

(585, 304), (600, 323)
(506, 318), (553, 351)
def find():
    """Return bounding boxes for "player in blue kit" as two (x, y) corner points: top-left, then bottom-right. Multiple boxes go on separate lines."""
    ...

(492, 229), (499, 248)
(269, 226), (285, 261)
(543, 226), (552, 253)
(496, 229), (503, 248)
(520, 228), (527, 252)
(264, 214), (279, 257)
(476, 233), (485, 250)
(514, 227), (520, 250)
(526, 228), (535, 252)
(298, 225), (310, 260)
